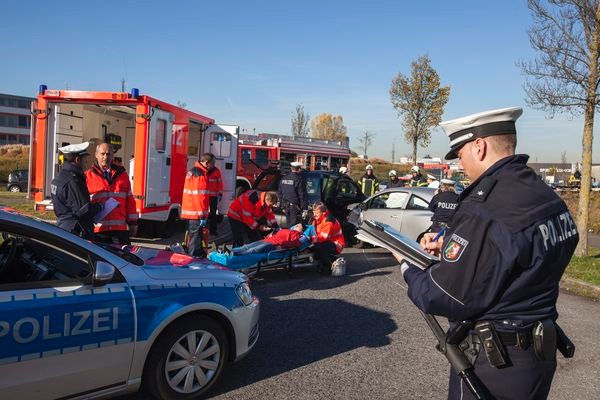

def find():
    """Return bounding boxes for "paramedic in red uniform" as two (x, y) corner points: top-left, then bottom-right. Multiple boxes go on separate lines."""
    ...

(311, 201), (345, 274)
(227, 190), (280, 247)
(181, 153), (213, 257)
(204, 153), (224, 235)
(86, 143), (138, 245)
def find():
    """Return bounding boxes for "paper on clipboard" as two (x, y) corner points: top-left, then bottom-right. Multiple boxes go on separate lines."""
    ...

(93, 197), (119, 223)
(357, 220), (440, 269)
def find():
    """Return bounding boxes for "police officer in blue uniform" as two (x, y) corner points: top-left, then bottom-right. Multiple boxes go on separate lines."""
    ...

(395, 107), (578, 399)
(427, 178), (459, 233)
(278, 161), (308, 226)
(51, 142), (102, 240)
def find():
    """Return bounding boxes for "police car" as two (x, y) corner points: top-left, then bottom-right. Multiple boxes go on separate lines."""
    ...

(0, 208), (259, 399)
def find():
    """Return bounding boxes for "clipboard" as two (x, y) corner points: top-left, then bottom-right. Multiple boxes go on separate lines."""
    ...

(359, 219), (439, 269)
(93, 197), (119, 223)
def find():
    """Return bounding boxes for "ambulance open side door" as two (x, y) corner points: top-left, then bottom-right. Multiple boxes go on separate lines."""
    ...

(203, 124), (239, 214)
(145, 108), (173, 207)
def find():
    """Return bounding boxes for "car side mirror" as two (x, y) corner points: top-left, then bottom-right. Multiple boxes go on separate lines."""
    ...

(94, 261), (115, 286)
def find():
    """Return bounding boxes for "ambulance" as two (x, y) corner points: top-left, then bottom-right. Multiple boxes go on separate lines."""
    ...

(29, 86), (238, 233)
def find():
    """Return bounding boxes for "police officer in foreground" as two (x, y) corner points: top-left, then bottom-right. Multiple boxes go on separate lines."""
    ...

(51, 142), (102, 240)
(394, 107), (578, 399)
(278, 161), (308, 226)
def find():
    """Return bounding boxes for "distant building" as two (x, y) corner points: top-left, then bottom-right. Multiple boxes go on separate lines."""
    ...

(0, 93), (33, 145)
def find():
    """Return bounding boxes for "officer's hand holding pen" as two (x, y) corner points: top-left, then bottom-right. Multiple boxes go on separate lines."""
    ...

(420, 227), (446, 257)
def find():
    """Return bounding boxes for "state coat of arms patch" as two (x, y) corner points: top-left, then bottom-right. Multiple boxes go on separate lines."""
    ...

(443, 233), (469, 262)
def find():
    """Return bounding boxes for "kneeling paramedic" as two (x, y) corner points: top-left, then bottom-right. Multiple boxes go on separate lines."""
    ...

(395, 107), (577, 399)
(227, 190), (280, 248)
(310, 201), (345, 275)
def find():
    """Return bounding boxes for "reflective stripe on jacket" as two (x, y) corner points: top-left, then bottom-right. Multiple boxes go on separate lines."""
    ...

(227, 190), (278, 229)
(312, 210), (345, 253)
(206, 167), (223, 197)
(181, 161), (210, 220)
(85, 163), (137, 233)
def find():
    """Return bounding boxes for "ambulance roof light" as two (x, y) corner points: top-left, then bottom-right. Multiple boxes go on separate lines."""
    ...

(130, 88), (140, 98)
(39, 85), (47, 95)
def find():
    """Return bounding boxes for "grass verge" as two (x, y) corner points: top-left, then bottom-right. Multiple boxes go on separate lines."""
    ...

(0, 191), (56, 220)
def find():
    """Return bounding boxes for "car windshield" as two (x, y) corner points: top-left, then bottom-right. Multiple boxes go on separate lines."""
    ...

(96, 243), (145, 266)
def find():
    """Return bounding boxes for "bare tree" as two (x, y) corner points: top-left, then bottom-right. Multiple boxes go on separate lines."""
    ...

(561, 150), (568, 164)
(359, 131), (375, 158)
(292, 103), (310, 138)
(176, 101), (187, 109)
(518, 0), (599, 256)
(390, 55), (450, 164)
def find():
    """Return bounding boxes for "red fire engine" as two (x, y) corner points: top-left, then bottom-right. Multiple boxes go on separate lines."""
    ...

(30, 86), (239, 232)
(235, 133), (351, 194)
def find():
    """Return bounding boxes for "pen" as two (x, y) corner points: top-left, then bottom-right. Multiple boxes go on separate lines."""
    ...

(432, 227), (447, 242)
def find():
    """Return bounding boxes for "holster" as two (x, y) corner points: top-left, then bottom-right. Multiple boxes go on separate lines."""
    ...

(555, 323), (575, 358)
(474, 321), (509, 368)
(533, 319), (557, 361)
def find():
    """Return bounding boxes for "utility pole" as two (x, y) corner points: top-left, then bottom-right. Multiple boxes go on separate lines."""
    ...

(391, 138), (396, 163)
(121, 78), (126, 92)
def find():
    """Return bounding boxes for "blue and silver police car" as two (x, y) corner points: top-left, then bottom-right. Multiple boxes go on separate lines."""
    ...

(0, 208), (259, 399)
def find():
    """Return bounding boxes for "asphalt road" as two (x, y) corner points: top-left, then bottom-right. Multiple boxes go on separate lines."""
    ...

(119, 235), (600, 399)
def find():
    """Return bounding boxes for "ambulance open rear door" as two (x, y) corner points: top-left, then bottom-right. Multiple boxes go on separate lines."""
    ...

(203, 124), (239, 214)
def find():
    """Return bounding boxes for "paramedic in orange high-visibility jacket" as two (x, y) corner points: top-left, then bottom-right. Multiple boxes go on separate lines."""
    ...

(310, 201), (345, 275)
(181, 153), (212, 257)
(86, 143), (138, 245)
(204, 153), (223, 236)
(227, 190), (280, 247)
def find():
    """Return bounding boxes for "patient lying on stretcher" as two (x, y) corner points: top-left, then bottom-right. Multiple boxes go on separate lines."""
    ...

(231, 224), (314, 255)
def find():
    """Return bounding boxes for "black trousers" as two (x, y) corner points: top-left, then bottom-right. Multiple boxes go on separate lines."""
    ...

(186, 219), (206, 257)
(286, 206), (302, 227)
(313, 241), (337, 273)
(448, 345), (556, 400)
(229, 218), (260, 248)
(95, 230), (131, 245)
(208, 196), (219, 234)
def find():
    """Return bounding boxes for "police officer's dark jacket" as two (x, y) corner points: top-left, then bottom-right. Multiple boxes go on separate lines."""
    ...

(403, 155), (578, 328)
(51, 162), (100, 238)
(428, 191), (459, 223)
(278, 171), (308, 210)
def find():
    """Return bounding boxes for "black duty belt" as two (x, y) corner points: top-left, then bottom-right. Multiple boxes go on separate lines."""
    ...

(472, 330), (533, 350)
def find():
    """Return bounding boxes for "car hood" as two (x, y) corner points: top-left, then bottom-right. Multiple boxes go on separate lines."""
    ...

(122, 246), (245, 282)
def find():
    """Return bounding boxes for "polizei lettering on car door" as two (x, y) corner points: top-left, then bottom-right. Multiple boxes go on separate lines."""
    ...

(0, 308), (119, 344)
(538, 211), (578, 251)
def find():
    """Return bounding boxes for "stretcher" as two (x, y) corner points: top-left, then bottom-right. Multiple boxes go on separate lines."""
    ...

(207, 242), (317, 276)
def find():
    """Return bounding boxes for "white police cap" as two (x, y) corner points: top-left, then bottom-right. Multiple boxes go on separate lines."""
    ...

(440, 107), (523, 160)
(290, 161), (302, 168)
(427, 174), (437, 180)
(58, 141), (90, 156)
(441, 178), (455, 185)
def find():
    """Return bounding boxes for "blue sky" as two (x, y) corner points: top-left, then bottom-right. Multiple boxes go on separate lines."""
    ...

(2, 0), (599, 163)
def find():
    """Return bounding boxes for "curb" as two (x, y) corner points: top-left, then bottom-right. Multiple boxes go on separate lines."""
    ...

(560, 277), (600, 301)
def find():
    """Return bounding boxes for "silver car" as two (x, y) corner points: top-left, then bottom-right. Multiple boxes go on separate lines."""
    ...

(348, 187), (436, 241)
(0, 207), (259, 400)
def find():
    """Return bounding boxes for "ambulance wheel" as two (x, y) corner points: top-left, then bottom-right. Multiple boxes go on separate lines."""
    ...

(143, 315), (228, 400)
(158, 211), (179, 238)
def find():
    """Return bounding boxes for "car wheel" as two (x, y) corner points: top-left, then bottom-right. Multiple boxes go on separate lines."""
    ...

(143, 316), (228, 400)
(8, 185), (21, 193)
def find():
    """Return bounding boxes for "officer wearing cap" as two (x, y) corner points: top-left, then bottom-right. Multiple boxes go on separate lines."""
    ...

(426, 173), (440, 189)
(395, 107), (578, 399)
(278, 161), (308, 226)
(387, 170), (404, 188)
(51, 142), (102, 239)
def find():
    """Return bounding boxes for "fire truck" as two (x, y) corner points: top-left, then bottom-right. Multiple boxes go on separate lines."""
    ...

(235, 133), (351, 195)
(29, 86), (239, 233)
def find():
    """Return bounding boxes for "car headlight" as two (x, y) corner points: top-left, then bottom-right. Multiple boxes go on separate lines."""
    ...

(235, 281), (254, 306)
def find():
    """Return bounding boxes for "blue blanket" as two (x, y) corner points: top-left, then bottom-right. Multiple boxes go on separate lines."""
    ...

(208, 242), (310, 270)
